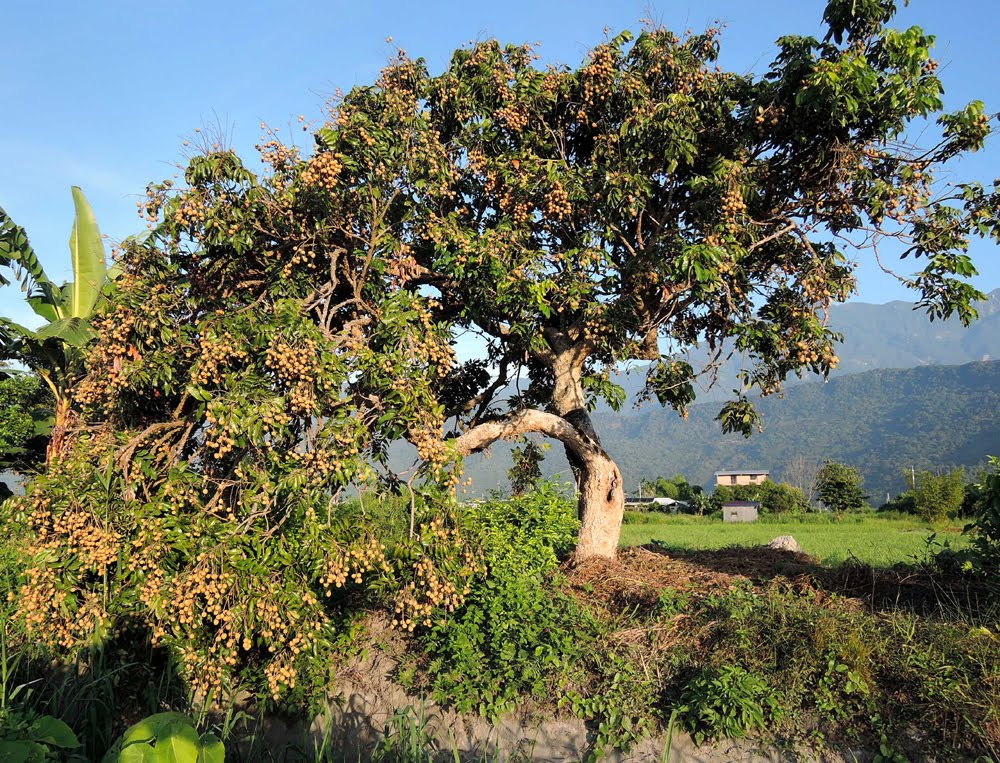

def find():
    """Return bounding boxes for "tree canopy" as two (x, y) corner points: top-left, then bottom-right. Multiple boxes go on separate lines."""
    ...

(9, 0), (1000, 697)
(816, 460), (869, 515)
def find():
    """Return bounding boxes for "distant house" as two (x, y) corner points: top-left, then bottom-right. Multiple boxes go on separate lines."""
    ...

(722, 500), (760, 523)
(714, 469), (769, 487)
(623, 495), (689, 512)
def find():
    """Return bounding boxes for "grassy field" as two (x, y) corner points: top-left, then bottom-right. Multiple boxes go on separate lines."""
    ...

(619, 511), (968, 567)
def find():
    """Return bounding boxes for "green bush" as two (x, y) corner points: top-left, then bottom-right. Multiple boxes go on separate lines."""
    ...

(713, 480), (809, 514)
(678, 664), (779, 744)
(100, 712), (223, 763)
(912, 469), (965, 525)
(0, 710), (83, 762)
(421, 483), (588, 718)
(966, 456), (1000, 576)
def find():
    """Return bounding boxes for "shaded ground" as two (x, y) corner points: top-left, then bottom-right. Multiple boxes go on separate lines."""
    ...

(568, 544), (997, 622)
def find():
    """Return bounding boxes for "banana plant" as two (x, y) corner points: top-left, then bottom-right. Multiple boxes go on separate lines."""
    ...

(0, 187), (109, 463)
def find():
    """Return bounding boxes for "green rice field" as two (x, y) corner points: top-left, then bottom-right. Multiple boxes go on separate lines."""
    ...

(619, 512), (968, 567)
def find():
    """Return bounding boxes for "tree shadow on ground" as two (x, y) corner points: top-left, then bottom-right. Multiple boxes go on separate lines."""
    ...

(568, 543), (997, 623)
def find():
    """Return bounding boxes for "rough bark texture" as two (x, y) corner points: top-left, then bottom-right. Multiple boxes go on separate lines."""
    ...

(46, 397), (74, 465)
(573, 448), (625, 560)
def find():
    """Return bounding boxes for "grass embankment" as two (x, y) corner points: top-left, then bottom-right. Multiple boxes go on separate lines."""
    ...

(620, 512), (967, 567)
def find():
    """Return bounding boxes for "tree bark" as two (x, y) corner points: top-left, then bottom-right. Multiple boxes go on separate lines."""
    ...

(46, 396), (75, 465)
(575, 448), (625, 560)
(454, 406), (625, 561)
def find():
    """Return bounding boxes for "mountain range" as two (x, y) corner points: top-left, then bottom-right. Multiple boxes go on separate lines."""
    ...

(455, 289), (1000, 501)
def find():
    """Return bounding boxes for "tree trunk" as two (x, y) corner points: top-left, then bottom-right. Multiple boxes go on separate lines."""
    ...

(549, 350), (625, 560)
(46, 396), (74, 465)
(574, 448), (625, 560)
(453, 406), (625, 561)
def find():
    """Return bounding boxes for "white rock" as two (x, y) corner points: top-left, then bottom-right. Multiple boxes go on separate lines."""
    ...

(767, 535), (802, 553)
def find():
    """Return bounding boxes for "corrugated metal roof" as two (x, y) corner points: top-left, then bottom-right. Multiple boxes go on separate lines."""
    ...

(714, 470), (769, 476)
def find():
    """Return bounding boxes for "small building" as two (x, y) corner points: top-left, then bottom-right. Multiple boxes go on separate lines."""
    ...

(722, 501), (760, 523)
(714, 469), (769, 487)
(623, 496), (689, 513)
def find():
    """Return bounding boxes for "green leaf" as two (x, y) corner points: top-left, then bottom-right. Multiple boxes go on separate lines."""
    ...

(118, 742), (159, 763)
(26, 295), (58, 322)
(0, 204), (60, 312)
(34, 316), (95, 346)
(27, 715), (80, 747)
(197, 733), (225, 763)
(30, 407), (55, 436)
(68, 186), (108, 320)
(120, 713), (192, 746)
(0, 740), (34, 763)
(154, 722), (201, 763)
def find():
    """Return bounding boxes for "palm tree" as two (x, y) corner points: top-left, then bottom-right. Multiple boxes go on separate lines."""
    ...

(0, 187), (108, 463)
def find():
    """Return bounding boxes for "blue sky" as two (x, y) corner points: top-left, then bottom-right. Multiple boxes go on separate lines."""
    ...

(3, 0), (999, 327)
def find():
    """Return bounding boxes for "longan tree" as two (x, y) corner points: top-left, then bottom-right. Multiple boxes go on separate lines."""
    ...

(308, 0), (997, 557)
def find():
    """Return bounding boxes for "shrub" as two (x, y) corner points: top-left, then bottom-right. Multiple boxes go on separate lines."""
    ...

(912, 468), (965, 525)
(678, 664), (779, 745)
(421, 483), (588, 718)
(965, 456), (1000, 576)
(815, 461), (869, 515)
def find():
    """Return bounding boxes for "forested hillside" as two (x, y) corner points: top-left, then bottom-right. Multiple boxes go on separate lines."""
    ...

(457, 361), (1000, 501)
(602, 289), (1000, 405)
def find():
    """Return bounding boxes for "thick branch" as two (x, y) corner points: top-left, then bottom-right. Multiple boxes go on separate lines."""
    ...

(453, 408), (601, 461)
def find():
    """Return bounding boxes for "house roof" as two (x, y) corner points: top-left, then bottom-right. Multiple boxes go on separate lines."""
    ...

(722, 501), (761, 508)
(714, 469), (769, 476)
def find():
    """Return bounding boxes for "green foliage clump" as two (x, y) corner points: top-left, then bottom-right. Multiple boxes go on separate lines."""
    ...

(101, 712), (223, 763)
(0, 710), (82, 762)
(678, 664), (779, 745)
(506, 439), (548, 497)
(912, 468), (965, 525)
(422, 484), (586, 719)
(0, 371), (50, 488)
(651, 578), (998, 756)
(562, 655), (658, 761)
(965, 456), (1000, 576)
(713, 479), (809, 514)
(816, 460), (869, 515)
(641, 474), (703, 503)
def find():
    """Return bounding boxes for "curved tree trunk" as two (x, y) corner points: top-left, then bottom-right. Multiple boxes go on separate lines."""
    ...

(46, 396), (75, 465)
(453, 405), (625, 561)
(575, 448), (625, 560)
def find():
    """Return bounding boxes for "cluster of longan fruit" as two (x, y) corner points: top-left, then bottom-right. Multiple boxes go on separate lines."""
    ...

(192, 333), (248, 387)
(320, 538), (390, 595)
(173, 193), (209, 229)
(499, 191), (532, 226)
(32, 509), (120, 577)
(496, 104), (528, 132)
(18, 566), (108, 650)
(204, 408), (238, 459)
(721, 187), (747, 219)
(137, 182), (171, 224)
(393, 557), (460, 631)
(581, 46), (616, 105)
(544, 183), (572, 220)
(266, 338), (319, 384)
(408, 423), (448, 465)
(173, 561), (235, 629)
(265, 658), (298, 700)
(301, 152), (343, 192)
(256, 139), (300, 174)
